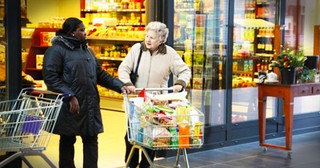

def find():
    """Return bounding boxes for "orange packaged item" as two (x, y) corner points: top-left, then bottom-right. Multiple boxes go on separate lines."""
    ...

(178, 123), (190, 148)
(39, 32), (55, 46)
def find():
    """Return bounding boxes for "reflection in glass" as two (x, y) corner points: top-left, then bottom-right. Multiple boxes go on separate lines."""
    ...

(232, 0), (277, 123)
(174, 0), (229, 126)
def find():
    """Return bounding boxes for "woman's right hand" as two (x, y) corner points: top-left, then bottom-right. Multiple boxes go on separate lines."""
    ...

(69, 96), (80, 114)
(121, 85), (136, 94)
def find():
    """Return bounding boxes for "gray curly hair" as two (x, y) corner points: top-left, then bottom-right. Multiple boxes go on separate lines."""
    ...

(145, 21), (169, 43)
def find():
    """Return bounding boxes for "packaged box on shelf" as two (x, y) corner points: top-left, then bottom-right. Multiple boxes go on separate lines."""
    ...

(36, 54), (44, 69)
(192, 78), (203, 90)
(39, 32), (55, 46)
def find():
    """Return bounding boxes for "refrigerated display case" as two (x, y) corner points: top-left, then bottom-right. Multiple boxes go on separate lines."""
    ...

(231, 0), (278, 123)
(173, 0), (279, 125)
(174, 0), (229, 125)
(233, 0), (276, 88)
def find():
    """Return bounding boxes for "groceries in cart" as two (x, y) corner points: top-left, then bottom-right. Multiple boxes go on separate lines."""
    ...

(125, 88), (204, 150)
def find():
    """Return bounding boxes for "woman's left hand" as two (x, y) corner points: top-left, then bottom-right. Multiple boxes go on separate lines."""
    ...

(171, 85), (183, 92)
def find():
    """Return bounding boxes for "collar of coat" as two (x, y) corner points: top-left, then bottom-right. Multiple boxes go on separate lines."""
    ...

(140, 42), (167, 54)
(51, 36), (88, 50)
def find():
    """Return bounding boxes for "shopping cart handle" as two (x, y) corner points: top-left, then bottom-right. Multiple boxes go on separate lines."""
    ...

(23, 87), (71, 97)
(134, 88), (174, 92)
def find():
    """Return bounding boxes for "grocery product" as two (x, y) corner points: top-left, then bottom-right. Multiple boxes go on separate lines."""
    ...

(178, 122), (190, 148)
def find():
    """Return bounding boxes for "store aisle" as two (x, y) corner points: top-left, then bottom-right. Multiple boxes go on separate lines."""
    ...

(24, 110), (127, 168)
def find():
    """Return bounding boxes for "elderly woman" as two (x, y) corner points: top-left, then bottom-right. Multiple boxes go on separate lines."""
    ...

(118, 21), (191, 168)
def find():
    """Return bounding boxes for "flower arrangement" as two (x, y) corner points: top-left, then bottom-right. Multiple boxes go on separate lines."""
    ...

(271, 48), (307, 69)
(296, 67), (318, 83)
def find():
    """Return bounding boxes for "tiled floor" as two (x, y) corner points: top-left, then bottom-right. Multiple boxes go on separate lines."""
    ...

(153, 131), (320, 168)
(14, 110), (320, 168)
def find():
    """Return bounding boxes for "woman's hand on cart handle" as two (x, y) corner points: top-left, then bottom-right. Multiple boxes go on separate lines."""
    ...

(69, 96), (80, 114)
(171, 85), (184, 92)
(121, 85), (136, 94)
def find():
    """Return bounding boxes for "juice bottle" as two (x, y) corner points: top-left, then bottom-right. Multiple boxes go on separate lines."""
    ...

(178, 123), (190, 148)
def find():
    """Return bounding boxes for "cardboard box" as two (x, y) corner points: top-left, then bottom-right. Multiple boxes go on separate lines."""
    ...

(39, 32), (55, 46)
(36, 54), (44, 69)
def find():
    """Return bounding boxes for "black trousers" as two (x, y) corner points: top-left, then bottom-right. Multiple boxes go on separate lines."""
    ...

(125, 132), (155, 168)
(59, 135), (98, 168)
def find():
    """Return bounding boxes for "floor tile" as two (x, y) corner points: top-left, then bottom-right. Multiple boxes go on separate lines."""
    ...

(11, 110), (320, 168)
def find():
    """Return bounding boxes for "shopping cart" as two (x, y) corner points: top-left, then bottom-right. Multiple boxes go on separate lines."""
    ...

(0, 88), (65, 168)
(124, 88), (204, 168)
(0, 86), (5, 101)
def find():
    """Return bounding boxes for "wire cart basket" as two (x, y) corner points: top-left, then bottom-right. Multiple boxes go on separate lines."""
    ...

(124, 88), (204, 168)
(0, 86), (5, 101)
(0, 88), (65, 168)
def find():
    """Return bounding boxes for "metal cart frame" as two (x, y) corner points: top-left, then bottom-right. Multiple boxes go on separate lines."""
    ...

(0, 88), (65, 168)
(124, 88), (204, 168)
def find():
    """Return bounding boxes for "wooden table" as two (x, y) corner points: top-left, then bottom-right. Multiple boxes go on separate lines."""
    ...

(258, 82), (320, 155)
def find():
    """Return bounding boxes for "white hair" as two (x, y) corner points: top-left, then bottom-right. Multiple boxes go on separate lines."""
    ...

(145, 21), (169, 43)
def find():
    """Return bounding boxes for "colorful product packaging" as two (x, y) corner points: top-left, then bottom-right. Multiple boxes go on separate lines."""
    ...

(178, 122), (190, 148)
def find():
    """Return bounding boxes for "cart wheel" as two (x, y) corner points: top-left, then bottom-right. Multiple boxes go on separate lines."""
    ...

(262, 147), (268, 152)
(173, 164), (181, 168)
(287, 151), (292, 159)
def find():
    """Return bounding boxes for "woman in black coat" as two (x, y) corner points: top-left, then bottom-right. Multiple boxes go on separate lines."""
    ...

(42, 17), (133, 168)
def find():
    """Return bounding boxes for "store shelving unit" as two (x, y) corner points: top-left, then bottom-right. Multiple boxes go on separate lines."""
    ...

(24, 28), (56, 80)
(232, 0), (277, 87)
(80, 0), (146, 110)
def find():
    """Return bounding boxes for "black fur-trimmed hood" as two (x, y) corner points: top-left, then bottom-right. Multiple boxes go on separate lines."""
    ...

(51, 36), (88, 50)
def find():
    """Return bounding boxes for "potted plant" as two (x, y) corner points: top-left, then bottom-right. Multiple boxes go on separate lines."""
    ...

(296, 68), (319, 83)
(270, 47), (307, 84)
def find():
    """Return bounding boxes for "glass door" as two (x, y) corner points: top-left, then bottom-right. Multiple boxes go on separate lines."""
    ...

(174, 0), (229, 126)
(232, 0), (277, 123)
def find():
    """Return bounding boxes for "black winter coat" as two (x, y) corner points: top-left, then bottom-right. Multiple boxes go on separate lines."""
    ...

(42, 36), (124, 136)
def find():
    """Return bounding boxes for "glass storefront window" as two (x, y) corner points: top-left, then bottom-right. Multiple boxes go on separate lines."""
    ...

(285, 0), (320, 114)
(231, 0), (277, 123)
(174, 0), (229, 126)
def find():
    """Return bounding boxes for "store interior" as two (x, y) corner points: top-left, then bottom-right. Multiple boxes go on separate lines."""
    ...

(0, 0), (320, 167)
(26, 110), (127, 167)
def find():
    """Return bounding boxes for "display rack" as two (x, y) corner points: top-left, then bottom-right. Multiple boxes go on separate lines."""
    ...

(232, 0), (278, 88)
(24, 28), (56, 80)
(80, 0), (146, 110)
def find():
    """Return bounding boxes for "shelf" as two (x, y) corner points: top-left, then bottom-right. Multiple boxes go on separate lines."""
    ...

(233, 56), (262, 60)
(87, 36), (144, 42)
(233, 71), (254, 75)
(256, 2), (272, 6)
(117, 23), (145, 26)
(255, 53), (274, 57)
(98, 56), (124, 61)
(175, 8), (196, 12)
(234, 19), (274, 28)
(22, 37), (32, 39)
(234, 40), (254, 43)
(257, 35), (275, 38)
(81, 8), (145, 13)
(26, 68), (42, 71)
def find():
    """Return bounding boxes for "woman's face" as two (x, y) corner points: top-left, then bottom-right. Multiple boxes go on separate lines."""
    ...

(145, 30), (162, 52)
(73, 23), (86, 41)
